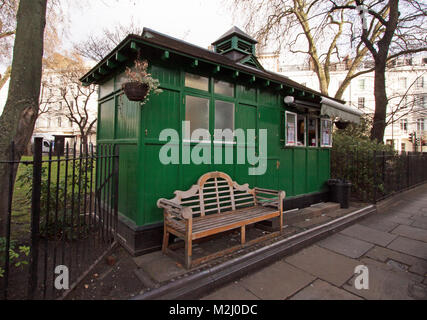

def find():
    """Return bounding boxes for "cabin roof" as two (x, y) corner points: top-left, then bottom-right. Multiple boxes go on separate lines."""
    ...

(80, 27), (345, 104)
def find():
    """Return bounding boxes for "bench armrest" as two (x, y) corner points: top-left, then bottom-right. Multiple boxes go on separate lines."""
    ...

(254, 188), (286, 209)
(157, 198), (193, 220)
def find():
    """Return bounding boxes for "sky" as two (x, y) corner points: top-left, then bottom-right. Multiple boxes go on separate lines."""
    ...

(0, 0), (239, 113)
(65, 0), (236, 52)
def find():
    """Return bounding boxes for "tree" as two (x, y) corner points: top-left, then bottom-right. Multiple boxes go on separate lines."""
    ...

(232, 0), (426, 141)
(231, 0), (386, 99)
(0, 0), (48, 237)
(74, 19), (143, 62)
(45, 52), (97, 150)
(329, 0), (426, 141)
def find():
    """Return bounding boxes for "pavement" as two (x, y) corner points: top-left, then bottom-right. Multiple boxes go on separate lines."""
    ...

(201, 185), (427, 300)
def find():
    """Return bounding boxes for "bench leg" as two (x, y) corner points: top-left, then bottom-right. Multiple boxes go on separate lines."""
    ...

(185, 239), (192, 269)
(241, 226), (246, 246)
(162, 224), (170, 253)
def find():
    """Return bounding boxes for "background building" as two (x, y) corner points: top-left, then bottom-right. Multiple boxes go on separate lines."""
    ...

(266, 55), (427, 152)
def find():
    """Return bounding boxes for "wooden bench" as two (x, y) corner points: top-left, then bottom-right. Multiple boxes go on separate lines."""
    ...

(157, 171), (286, 269)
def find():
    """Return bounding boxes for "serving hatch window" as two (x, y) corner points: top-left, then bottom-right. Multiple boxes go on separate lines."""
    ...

(321, 119), (333, 147)
(308, 117), (318, 147)
(297, 115), (306, 146)
(185, 73), (209, 91)
(285, 112), (297, 146)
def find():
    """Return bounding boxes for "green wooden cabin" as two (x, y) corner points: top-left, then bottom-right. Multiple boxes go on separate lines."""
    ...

(81, 27), (362, 255)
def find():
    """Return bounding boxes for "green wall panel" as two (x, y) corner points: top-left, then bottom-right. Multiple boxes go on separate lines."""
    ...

(98, 98), (115, 140)
(293, 148), (307, 195)
(117, 96), (139, 139)
(118, 144), (138, 222)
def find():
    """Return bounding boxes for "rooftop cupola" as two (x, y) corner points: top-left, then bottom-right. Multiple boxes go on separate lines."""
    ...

(212, 26), (263, 70)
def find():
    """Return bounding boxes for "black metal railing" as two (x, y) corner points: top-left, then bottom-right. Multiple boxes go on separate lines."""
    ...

(1, 138), (119, 300)
(331, 149), (427, 203)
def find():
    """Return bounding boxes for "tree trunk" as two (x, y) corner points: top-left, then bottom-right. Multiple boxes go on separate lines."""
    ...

(0, 0), (47, 238)
(370, 61), (388, 142)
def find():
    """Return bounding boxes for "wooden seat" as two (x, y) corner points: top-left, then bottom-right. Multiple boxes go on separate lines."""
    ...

(157, 171), (286, 269)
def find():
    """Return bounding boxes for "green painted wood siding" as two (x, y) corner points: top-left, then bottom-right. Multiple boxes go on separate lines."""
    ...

(96, 60), (331, 227)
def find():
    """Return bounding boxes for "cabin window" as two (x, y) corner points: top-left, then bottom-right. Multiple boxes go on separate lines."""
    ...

(185, 73), (209, 91)
(285, 112), (297, 146)
(185, 95), (209, 139)
(321, 119), (333, 147)
(214, 80), (234, 97)
(297, 115), (306, 146)
(215, 100), (234, 141)
(308, 117), (318, 147)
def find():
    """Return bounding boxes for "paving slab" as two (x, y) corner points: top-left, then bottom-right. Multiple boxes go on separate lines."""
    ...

(343, 260), (426, 300)
(133, 251), (187, 283)
(387, 237), (427, 260)
(387, 216), (414, 226)
(318, 233), (374, 259)
(238, 260), (315, 300)
(290, 279), (362, 300)
(392, 225), (427, 243)
(359, 215), (399, 232)
(360, 258), (423, 282)
(411, 220), (427, 230)
(340, 224), (397, 247)
(412, 216), (427, 225)
(285, 245), (360, 287)
(202, 282), (260, 300)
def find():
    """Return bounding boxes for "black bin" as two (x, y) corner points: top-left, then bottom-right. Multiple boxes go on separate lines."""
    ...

(328, 179), (352, 209)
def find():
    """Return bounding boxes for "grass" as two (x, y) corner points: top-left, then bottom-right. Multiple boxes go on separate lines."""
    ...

(10, 155), (97, 243)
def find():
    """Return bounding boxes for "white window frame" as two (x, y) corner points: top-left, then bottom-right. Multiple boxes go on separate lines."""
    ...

(320, 118), (333, 148)
(285, 111), (297, 146)
(307, 117), (319, 148)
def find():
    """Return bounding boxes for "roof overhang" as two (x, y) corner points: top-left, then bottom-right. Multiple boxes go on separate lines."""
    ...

(320, 97), (363, 124)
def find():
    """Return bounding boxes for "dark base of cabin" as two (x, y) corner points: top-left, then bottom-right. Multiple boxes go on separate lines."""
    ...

(117, 190), (331, 256)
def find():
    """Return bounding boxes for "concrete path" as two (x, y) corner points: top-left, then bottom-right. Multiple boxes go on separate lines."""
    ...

(202, 185), (427, 300)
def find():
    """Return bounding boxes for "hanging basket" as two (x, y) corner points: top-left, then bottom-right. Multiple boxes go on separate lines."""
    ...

(335, 121), (349, 130)
(123, 82), (150, 102)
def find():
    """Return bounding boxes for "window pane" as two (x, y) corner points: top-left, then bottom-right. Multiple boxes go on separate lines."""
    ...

(321, 119), (332, 147)
(308, 118), (318, 147)
(286, 113), (296, 145)
(214, 80), (234, 97)
(297, 115), (306, 146)
(215, 101), (234, 139)
(185, 95), (209, 139)
(185, 73), (209, 91)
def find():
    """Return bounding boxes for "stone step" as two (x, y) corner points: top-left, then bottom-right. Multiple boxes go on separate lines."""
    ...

(286, 202), (341, 224)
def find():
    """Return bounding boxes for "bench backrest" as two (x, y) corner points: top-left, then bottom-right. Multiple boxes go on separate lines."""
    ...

(170, 172), (256, 217)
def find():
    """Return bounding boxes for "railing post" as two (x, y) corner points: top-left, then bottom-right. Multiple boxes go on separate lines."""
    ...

(28, 137), (42, 299)
(373, 150), (377, 203)
(113, 145), (120, 239)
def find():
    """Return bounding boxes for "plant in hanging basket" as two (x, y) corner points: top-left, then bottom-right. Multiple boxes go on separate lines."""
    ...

(122, 59), (162, 103)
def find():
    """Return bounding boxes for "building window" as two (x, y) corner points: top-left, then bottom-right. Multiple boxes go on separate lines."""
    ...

(214, 100), (234, 138)
(69, 119), (73, 127)
(398, 77), (407, 89)
(358, 79), (365, 90)
(57, 117), (62, 128)
(401, 143), (406, 152)
(308, 117), (318, 147)
(358, 97), (365, 109)
(214, 80), (234, 97)
(185, 95), (209, 140)
(297, 114), (306, 146)
(416, 94), (426, 108)
(400, 119), (408, 132)
(47, 118), (51, 128)
(321, 119), (332, 147)
(416, 76), (424, 89)
(417, 118), (425, 132)
(285, 112), (297, 146)
(185, 73), (209, 91)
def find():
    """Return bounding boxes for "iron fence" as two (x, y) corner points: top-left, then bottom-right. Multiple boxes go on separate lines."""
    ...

(331, 149), (427, 203)
(0, 138), (119, 300)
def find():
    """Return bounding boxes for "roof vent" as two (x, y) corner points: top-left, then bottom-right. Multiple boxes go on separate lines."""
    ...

(212, 26), (263, 70)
